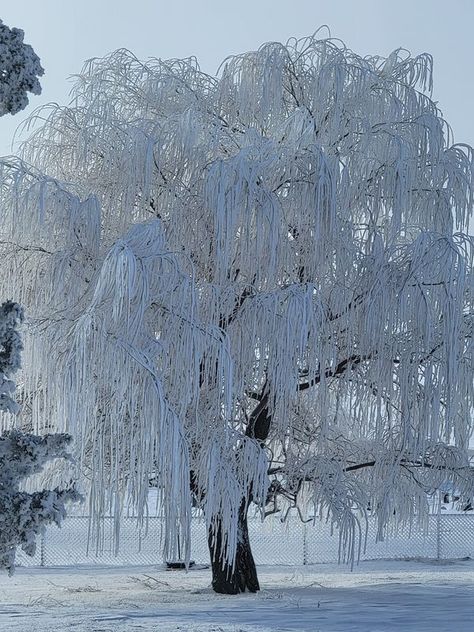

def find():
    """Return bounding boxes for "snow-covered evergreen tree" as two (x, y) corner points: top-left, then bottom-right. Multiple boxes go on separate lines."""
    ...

(0, 33), (472, 592)
(0, 19), (43, 117)
(0, 430), (79, 574)
(0, 22), (77, 577)
(0, 301), (79, 574)
(0, 301), (23, 414)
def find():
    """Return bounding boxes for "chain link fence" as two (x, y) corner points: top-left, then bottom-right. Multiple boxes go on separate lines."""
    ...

(15, 513), (474, 568)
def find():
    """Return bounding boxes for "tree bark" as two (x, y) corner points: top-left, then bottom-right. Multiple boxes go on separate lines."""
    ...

(208, 500), (260, 594)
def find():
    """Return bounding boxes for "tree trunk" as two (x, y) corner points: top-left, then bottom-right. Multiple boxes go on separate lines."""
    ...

(208, 500), (260, 594)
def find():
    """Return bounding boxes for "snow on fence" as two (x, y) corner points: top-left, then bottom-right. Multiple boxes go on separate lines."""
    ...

(15, 513), (474, 568)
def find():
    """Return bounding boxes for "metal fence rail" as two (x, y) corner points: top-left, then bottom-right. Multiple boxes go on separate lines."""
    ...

(15, 514), (474, 568)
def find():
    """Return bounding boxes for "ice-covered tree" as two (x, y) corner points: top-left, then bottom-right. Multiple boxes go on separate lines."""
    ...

(0, 19), (43, 117)
(0, 301), (79, 574)
(0, 33), (473, 592)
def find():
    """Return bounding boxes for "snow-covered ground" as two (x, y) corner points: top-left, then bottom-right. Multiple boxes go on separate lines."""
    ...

(1, 559), (473, 631)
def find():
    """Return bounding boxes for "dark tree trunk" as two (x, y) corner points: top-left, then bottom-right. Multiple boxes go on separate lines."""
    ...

(208, 500), (260, 594)
(204, 380), (270, 595)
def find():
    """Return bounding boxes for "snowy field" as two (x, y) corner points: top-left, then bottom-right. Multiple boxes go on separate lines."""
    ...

(1, 559), (473, 631)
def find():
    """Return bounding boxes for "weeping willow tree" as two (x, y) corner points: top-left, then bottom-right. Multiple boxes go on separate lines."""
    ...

(0, 32), (473, 593)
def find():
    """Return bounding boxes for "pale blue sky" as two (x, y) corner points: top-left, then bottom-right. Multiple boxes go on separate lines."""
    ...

(1, 0), (473, 154)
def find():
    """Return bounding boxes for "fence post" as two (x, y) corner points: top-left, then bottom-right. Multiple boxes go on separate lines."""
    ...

(40, 530), (46, 567)
(436, 493), (442, 560)
(303, 522), (308, 565)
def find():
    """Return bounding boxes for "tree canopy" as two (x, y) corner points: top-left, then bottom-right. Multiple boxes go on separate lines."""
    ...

(0, 33), (472, 585)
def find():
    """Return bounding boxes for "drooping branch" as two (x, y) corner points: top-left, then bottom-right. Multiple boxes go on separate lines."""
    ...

(245, 353), (371, 444)
(298, 354), (371, 391)
(218, 285), (254, 330)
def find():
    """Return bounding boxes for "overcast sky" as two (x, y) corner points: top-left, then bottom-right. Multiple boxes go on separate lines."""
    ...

(1, 0), (473, 155)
